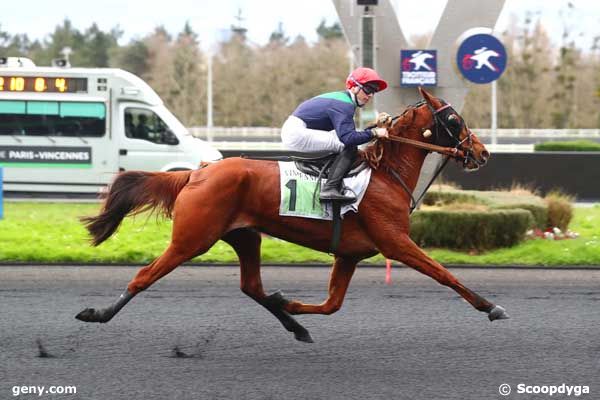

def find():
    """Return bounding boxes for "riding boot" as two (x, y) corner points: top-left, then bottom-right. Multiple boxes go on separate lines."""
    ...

(320, 146), (358, 202)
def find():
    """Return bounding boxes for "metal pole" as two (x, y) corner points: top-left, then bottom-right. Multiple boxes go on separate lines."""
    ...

(207, 51), (214, 135)
(491, 80), (497, 146)
(0, 167), (3, 219)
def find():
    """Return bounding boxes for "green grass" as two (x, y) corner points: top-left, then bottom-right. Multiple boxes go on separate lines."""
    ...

(0, 202), (332, 264)
(0, 201), (599, 266)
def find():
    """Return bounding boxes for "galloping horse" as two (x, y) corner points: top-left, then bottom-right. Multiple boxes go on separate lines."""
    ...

(76, 88), (509, 343)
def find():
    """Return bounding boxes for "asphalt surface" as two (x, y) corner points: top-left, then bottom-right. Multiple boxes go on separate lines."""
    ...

(1, 265), (599, 399)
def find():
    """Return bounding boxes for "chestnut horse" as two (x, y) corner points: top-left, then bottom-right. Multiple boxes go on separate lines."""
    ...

(76, 88), (509, 343)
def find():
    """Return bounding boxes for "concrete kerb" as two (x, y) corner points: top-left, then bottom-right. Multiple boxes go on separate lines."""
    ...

(0, 261), (599, 270)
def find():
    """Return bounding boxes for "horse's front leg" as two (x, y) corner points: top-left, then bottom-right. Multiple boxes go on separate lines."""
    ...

(282, 256), (358, 315)
(377, 233), (509, 321)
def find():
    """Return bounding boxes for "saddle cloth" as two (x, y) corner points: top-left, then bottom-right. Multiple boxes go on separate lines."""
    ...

(278, 161), (372, 220)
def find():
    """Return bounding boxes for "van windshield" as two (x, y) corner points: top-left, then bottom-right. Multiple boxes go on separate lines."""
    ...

(157, 107), (191, 136)
(0, 100), (105, 137)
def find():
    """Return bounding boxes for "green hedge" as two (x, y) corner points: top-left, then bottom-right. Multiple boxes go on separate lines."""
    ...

(422, 190), (483, 207)
(534, 140), (600, 152)
(423, 189), (547, 229)
(417, 188), (552, 249)
(410, 209), (533, 250)
(493, 203), (546, 228)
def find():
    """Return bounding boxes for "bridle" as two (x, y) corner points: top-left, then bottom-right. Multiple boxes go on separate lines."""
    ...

(380, 100), (480, 213)
(386, 100), (476, 166)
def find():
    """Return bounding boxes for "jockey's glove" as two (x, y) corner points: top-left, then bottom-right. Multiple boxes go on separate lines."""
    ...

(376, 112), (393, 127)
(371, 127), (389, 139)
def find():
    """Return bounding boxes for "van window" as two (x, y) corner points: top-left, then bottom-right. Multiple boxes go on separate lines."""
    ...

(124, 108), (179, 145)
(0, 100), (106, 137)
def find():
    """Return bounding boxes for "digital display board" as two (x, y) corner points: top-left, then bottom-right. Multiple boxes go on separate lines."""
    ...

(0, 76), (88, 93)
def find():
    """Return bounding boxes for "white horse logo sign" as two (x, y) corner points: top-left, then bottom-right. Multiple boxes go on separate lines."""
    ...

(469, 47), (500, 72)
(457, 34), (507, 84)
(400, 49), (437, 87)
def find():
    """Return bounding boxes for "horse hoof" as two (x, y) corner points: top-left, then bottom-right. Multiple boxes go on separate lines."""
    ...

(75, 308), (110, 323)
(294, 330), (314, 343)
(75, 308), (96, 322)
(488, 305), (510, 321)
(267, 290), (289, 307)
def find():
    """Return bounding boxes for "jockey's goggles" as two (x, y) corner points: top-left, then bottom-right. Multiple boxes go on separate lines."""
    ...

(349, 76), (380, 95)
(359, 82), (380, 95)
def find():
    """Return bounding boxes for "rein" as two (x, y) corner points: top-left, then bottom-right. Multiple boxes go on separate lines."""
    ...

(381, 106), (469, 161)
(385, 135), (465, 159)
(386, 156), (450, 213)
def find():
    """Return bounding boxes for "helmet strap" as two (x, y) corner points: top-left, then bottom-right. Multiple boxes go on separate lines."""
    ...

(348, 89), (365, 108)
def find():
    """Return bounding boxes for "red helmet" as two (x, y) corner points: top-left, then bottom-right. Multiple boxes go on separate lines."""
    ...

(346, 67), (388, 92)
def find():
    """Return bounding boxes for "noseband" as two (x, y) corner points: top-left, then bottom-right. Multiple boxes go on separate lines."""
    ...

(424, 101), (476, 168)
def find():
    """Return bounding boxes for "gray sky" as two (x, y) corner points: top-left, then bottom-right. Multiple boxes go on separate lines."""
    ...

(2, 1), (599, 50)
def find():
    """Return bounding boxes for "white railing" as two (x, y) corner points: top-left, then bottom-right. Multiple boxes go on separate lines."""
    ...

(474, 129), (600, 137)
(485, 144), (535, 153)
(188, 127), (600, 152)
(188, 126), (281, 142)
(189, 127), (600, 141)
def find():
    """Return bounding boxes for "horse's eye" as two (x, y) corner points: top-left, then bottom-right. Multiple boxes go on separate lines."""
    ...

(447, 114), (461, 129)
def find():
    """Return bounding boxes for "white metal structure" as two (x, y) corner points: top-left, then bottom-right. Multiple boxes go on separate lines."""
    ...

(0, 57), (222, 193)
(333, 0), (505, 203)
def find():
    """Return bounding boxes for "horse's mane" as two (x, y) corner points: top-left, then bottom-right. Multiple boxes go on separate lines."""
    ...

(360, 101), (423, 170)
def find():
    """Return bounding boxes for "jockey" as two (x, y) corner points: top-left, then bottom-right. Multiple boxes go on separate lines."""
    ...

(281, 67), (391, 202)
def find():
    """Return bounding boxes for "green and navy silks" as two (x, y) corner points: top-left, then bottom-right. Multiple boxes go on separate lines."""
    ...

(292, 91), (373, 147)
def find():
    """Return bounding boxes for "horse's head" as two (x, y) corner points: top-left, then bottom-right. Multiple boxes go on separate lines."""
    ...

(393, 87), (489, 171)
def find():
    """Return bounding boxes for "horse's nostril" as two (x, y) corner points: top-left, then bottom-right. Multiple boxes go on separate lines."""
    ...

(481, 150), (490, 162)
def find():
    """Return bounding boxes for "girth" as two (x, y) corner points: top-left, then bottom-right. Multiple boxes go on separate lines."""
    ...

(292, 153), (367, 255)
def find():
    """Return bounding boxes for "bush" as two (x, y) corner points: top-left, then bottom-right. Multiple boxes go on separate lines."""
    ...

(545, 191), (574, 231)
(422, 190), (482, 207)
(534, 140), (600, 152)
(424, 188), (548, 229)
(410, 209), (533, 250)
(492, 203), (547, 229)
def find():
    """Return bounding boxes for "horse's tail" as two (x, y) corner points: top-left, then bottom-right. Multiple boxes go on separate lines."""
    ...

(81, 170), (193, 246)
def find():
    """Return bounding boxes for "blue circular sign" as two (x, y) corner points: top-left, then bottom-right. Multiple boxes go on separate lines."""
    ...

(456, 33), (507, 84)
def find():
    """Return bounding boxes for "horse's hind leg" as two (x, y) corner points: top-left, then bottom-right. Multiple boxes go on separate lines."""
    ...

(76, 190), (229, 323)
(223, 228), (314, 343)
(76, 242), (206, 323)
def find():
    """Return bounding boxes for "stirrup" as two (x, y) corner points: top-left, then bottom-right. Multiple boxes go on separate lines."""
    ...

(320, 187), (356, 202)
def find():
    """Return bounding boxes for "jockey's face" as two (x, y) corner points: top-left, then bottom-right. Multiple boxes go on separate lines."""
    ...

(351, 86), (374, 107)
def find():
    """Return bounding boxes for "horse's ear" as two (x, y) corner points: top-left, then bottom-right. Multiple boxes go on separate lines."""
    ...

(418, 86), (441, 108)
(419, 86), (433, 103)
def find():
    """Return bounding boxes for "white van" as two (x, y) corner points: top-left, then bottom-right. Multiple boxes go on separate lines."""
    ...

(0, 57), (222, 193)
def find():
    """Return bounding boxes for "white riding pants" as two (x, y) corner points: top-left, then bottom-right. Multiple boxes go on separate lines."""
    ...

(281, 115), (345, 153)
